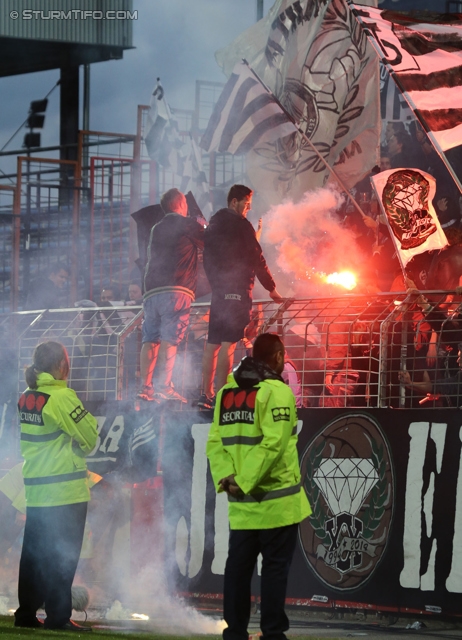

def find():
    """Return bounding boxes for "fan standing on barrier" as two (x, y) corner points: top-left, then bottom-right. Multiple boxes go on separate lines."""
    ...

(14, 340), (97, 632)
(138, 188), (205, 403)
(199, 184), (283, 410)
(206, 333), (311, 640)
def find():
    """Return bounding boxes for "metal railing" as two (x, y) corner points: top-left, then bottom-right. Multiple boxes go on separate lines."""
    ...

(2, 291), (462, 410)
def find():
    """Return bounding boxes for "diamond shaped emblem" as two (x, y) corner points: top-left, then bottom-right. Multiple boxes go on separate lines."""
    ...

(313, 458), (379, 516)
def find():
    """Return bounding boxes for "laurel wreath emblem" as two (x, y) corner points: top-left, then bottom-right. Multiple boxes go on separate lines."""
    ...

(303, 439), (330, 545)
(360, 438), (388, 539)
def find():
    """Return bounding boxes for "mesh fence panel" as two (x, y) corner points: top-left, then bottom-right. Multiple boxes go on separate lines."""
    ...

(2, 291), (462, 409)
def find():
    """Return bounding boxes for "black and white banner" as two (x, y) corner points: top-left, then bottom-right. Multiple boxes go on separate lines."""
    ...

(4, 401), (462, 614)
(371, 168), (448, 267)
(162, 408), (462, 616)
(84, 401), (161, 482)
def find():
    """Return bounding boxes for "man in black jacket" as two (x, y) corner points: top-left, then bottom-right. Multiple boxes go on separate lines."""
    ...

(199, 185), (282, 409)
(131, 203), (165, 278)
(138, 188), (204, 402)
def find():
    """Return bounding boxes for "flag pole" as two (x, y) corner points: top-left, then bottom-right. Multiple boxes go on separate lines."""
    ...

(242, 59), (372, 224)
(347, 0), (462, 196)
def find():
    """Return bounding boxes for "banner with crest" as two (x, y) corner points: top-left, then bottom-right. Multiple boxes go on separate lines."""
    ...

(371, 168), (448, 268)
(163, 408), (462, 615)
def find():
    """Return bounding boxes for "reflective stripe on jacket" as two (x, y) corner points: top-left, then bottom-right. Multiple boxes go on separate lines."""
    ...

(19, 372), (98, 507)
(206, 374), (312, 530)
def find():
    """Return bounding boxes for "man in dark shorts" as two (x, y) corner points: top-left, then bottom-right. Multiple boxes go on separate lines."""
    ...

(138, 188), (204, 402)
(199, 185), (282, 409)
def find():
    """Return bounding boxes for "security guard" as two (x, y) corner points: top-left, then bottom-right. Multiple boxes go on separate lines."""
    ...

(14, 341), (97, 632)
(207, 333), (311, 640)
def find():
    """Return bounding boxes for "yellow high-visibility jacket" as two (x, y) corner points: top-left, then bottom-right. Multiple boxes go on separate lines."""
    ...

(206, 362), (311, 530)
(18, 372), (98, 507)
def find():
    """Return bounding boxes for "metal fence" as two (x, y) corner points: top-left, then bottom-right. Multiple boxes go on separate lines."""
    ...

(0, 185), (16, 313)
(89, 156), (134, 300)
(0, 84), (249, 315)
(0, 158), (80, 312)
(3, 291), (462, 410)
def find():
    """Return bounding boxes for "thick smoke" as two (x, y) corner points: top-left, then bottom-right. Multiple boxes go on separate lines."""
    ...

(264, 187), (370, 296)
(0, 596), (10, 615)
(0, 475), (225, 634)
(103, 561), (225, 634)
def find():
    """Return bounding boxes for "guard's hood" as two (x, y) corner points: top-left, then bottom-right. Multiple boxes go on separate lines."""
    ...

(233, 356), (284, 389)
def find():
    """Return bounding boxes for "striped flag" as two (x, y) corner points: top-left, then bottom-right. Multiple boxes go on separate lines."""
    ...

(351, 5), (462, 151)
(200, 62), (297, 155)
(371, 168), (448, 267)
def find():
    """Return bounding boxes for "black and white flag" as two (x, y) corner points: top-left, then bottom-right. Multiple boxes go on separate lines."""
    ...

(371, 168), (448, 268)
(352, 5), (462, 151)
(207, 0), (380, 203)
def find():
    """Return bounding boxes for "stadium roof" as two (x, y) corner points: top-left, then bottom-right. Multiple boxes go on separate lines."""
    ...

(0, 0), (134, 77)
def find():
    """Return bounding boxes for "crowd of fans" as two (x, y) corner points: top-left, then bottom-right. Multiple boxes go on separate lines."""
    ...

(12, 119), (462, 409)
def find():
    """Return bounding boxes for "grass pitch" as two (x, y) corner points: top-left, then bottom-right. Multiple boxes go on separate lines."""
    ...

(0, 616), (223, 640)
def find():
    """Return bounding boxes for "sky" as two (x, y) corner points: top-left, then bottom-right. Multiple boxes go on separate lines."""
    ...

(0, 0), (273, 171)
(0, 0), (446, 174)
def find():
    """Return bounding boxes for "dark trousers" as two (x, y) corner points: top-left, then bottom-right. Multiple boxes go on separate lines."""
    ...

(223, 523), (298, 640)
(15, 502), (87, 629)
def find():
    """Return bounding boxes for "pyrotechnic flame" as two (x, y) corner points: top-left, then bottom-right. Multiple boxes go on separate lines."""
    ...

(325, 271), (357, 290)
(131, 613), (149, 621)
